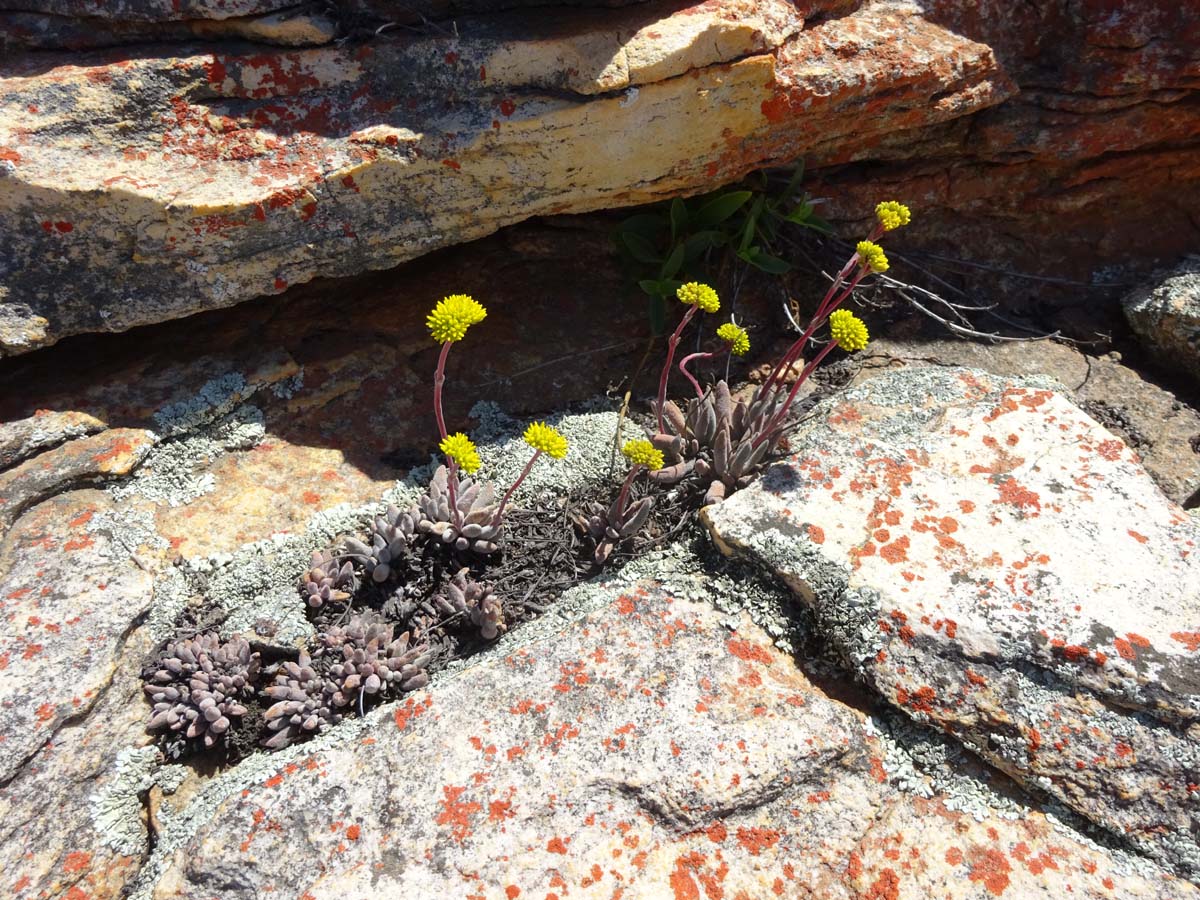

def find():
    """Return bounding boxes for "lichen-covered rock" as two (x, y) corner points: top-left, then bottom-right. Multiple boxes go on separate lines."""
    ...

(0, 488), (155, 782)
(0, 633), (157, 900)
(704, 366), (1200, 876)
(854, 334), (1200, 507)
(139, 577), (1193, 898)
(1123, 256), (1200, 383)
(0, 0), (1011, 352)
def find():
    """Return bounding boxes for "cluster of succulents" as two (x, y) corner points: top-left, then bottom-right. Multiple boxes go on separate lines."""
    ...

(651, 380), (785, 505)
(301, 549), (356, 608)
(572, 494), (654, 566)
(343, 504), (418, 582)
(417, 465), (504, 555)
(261, 651), (344, 750)
(432, 569), (506, 639)
(143, 633), (261, 749)
(262, 615), (431, 749)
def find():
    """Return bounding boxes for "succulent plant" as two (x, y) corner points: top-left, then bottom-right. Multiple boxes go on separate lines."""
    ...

(651, 380), (784, 504)
(343, 504), (418, 583)
(417, 465), (503, 555)
(300, 549), (356, 608)
(321, 616), (433, 696)
(433, 568), (506, 640)
(262, 615), (432, 749)
(261, 652), (344, 750)
(571, 494), (654, 566)
(144, 633), (260, 749)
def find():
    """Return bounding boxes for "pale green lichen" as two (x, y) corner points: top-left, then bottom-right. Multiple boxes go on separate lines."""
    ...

(111, 406), (265, 508)
(89, 746), (159, 856)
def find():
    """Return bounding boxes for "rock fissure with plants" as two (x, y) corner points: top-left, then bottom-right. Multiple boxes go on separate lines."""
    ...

(138, 201), (911, 759)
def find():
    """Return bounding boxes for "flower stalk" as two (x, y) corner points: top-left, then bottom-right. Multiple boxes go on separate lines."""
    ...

(655, 282), (720, 432)
(428, 294), (488, 527)
(491, 421), (569, 526)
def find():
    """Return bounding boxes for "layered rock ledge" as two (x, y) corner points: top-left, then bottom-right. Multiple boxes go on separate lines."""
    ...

(1, 0), (1014, 352)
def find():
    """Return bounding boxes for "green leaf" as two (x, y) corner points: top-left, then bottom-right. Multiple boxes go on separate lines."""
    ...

(621, 231), (661, 264)
(669, 198), (688, 241)
(783, 200), (814, 224)
(638, 278), (665, 295)
(739, 195), (765, 252)
(802, 214), (833, 234)
(682, 230), (724, 261)
(745, 249), (792, 274)
(619, 212), (668, 239)
(693, 191), (752, 227)
(776, 161), (806, 208)
(660, 242), (686, 279)
(649, 294), (667, 335)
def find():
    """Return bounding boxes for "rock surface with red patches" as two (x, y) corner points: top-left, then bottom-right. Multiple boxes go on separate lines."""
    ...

(0, 488), (154, 784)
(0, 427), (153, 538)
(134, 576), (1190, 899)
(0, 0), (1011, 353)
(705, 366), (1200, 878)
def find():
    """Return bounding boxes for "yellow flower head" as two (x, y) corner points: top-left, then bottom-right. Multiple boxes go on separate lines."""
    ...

(875, 201), (911, 232)
(855, 240), (889, 274)
(523, 421), (569, 460)
(828, 309), (869, 352)
(440, 432), (482, 473)
(622, 439), (665, 471)
(676, 282), (720, 314)
(427, 294), (487, 343)
(716, 322), (750, 357)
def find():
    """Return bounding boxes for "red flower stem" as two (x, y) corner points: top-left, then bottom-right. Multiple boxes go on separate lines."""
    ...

(433, 340), (452, 441)
(615, 463), (643, 517)
(759, 261), (867, 404)
(492, 450), (541, 526)
(752, 339), (839, 450)
(656, 305), (698, 432)
(446, 457), (462, 529)
(678, 350), (724, 400)
(759, 253), (858, 401)
(819, 266), (868, 323)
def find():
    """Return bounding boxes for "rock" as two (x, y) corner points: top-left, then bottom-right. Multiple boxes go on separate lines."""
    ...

(704, 366), (1200, 876)
(0, 427), (154, 537)
(136, 574), (1193, 899)
(0, 626), (157, 900)
(0, 6), (339, 51)
(0, 408), (105, 469)
(9, 0), (297, 21)
(0, 1), (1012, 352)
(1123, 256), (1200, 383)
(0, 489), (155, 782)
(853, 333), (1200, 507)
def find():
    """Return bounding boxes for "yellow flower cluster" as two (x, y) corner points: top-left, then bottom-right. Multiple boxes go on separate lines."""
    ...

(439, 432), (481, 473)
(427, 294), (487, 344)
(829, 309), (869, 352)
(523, 421), (569, 459)
(621, 439), (665, 471)
(875, 201), (911, 232)
(676, 282), (720, 314)
(716, 322), (750, 356)
(855, 240), (889, 274)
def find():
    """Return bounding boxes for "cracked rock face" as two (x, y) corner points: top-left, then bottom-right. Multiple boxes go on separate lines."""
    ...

(704, 366), (1200, 876)
(141, 578), (1194, 899)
